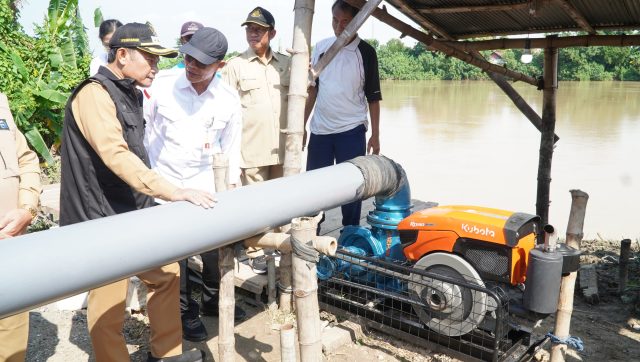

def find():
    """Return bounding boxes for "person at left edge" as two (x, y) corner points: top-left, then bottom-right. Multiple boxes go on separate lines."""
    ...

(0, 92), (42, 362)
(145, 27), (246, 343)
(59, 23), (213, 362)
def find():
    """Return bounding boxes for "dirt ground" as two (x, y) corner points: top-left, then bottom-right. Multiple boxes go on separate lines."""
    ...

(24, 238), (640, 362)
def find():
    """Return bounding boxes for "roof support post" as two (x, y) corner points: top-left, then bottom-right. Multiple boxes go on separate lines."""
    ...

(536, 40), (559, 238)
(282, 0), (316, 312)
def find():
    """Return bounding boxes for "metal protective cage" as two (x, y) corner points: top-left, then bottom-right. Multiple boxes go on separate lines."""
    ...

(318, 250), (533, 362)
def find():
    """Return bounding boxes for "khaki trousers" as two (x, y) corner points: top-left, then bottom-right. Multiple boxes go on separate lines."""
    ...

(242, 164), (286, 256)
(241, 164), (284, 185)
(0, 312), (28, 362)
(87, 262), (181, 361)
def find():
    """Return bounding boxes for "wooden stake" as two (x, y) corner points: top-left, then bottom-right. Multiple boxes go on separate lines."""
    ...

(213, 153), (235, 362)
(619, 239), (632, 294)
(536, 41), (558, 238)
(550, 189), (588, 362)
(291, 217), (322, 362)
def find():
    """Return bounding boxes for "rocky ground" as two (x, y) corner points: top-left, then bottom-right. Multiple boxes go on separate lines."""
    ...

(23, 237), (640, 361)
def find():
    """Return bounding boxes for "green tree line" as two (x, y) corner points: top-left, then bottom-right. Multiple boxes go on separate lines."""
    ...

(371, 37), (640, 81)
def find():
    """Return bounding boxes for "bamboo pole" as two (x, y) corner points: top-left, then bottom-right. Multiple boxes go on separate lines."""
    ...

(280, 323), (297, 362)
(244, 232), (337, 255)
(310, 0), (383, 81)
(284, 0), (315, 178)
(550, 189), (588, 362)
(280, 0), (316, 312)
(470, 50), (559, 143)
(535, 41), (558, 234)
(291, 217), (322, 362)
(213, 153), (235, 362)
(345, 0), (538, 86)
(553, 0), (595, 34)
(445, 34), (640, 51)
(619, 239), (632, 295)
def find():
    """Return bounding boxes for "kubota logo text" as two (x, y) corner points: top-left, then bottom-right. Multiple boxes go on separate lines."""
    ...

(461, 223), (495, 237)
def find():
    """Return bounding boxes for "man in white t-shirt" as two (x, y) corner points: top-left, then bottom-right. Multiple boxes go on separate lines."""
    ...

(303, 0), (382, 227)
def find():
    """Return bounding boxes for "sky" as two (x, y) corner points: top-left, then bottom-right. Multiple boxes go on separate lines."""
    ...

(18, 0), (417, 55)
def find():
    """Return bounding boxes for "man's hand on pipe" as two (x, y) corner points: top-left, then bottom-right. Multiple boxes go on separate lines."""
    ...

(171, 188), (217, 209)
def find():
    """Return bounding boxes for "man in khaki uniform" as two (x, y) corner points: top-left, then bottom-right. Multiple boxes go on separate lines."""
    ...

(0, 92), (42, 362)
(60, 23), (214, 362)
(223, 6), (290, 185)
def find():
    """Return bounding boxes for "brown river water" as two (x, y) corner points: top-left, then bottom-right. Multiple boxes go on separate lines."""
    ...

(377, 80), (640, 240)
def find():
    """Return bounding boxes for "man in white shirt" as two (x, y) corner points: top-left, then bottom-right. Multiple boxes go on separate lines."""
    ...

(304, 0), (382, 227)
(144, 27), (245, 343)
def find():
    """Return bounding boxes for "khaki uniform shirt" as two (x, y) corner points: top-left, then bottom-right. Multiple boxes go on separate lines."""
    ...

(223, 48), (290, 168)
(0, 93), (41, 218)
(71, 81), (178, 200)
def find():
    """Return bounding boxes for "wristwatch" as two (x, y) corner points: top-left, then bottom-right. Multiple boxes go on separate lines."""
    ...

(20, 205), (38, 218)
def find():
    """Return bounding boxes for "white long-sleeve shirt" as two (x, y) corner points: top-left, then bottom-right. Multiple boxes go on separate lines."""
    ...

(144, 70), (242, 196)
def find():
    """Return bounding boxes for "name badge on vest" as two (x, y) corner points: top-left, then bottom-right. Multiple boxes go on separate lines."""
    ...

(0, 119), (10, 131)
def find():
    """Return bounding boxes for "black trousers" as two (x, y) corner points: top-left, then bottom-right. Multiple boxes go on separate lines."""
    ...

(179, 249), (219, 317)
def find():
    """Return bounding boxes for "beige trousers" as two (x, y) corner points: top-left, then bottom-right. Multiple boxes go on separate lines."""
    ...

(87, 262), (182, 361)
(0, 312), (28, 362)
(241, 164), (284, 185)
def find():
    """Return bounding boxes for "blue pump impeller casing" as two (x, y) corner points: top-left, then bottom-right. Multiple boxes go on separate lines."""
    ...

(317, 179), (413, 292)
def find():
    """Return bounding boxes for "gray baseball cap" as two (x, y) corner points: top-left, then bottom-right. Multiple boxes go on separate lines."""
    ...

(179, 27), (228, 65)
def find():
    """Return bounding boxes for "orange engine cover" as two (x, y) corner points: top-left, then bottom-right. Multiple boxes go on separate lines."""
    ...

(398, 205), (540, 285)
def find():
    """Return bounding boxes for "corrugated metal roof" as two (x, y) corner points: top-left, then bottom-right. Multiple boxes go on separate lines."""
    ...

(386, 0), (640, 39)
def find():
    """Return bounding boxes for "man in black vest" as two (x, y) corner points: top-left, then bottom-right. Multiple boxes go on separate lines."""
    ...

(60, 23), (213, 362)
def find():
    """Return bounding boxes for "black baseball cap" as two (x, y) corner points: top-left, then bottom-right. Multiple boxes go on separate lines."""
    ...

(179, 27), (228, 65)
(110, 22), (178, 58)
(241, 7), (275, 28)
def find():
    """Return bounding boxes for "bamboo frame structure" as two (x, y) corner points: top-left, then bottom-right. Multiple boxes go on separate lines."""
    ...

(469, 50), (559, 143)
(291, 217), (323, 362)
(345, 0), (538, 85)
(213, 153), (235, 362)
(441, 35), (640, 52)
(281, 0), (316, 312)
(550, 189), (588, 362)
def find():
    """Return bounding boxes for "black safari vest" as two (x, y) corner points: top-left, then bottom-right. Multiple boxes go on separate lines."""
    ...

(59, 67), (153, 226)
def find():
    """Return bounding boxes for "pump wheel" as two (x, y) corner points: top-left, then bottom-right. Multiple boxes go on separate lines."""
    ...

(408, 252), (488, 336)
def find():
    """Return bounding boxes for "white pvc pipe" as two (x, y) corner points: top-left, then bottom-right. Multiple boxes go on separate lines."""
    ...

(0, 155), (402, 318)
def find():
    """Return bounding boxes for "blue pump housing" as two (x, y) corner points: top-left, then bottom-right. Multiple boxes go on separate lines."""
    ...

(317, 179), (413, 291)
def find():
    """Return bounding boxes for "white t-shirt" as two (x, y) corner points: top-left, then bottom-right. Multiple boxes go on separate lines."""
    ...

(309, 35), (382, 135)
(89, 51), (108, 76)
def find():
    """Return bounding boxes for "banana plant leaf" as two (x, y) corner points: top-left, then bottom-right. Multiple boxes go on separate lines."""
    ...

(24, 128), (55, 166)
(48, 48), (63, 69)
(0, 41), (29, 81)
(94, 7), (103, 28)
(59, 38), (77, 69)
(36, 89), (68, 104)
(71, 8), (90, 58)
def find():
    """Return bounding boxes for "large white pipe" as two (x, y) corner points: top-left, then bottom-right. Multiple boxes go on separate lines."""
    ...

(0, 155), (404, 318)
